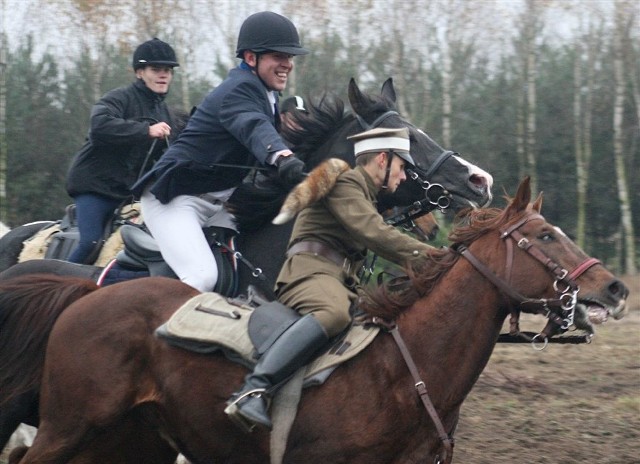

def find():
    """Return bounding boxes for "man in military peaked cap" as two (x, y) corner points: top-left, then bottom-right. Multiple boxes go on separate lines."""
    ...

(225, 126), (435, 432)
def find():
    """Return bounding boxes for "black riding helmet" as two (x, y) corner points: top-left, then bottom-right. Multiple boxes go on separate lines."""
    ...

(235, 11), (309, 58)
(133, 38), (180, 70)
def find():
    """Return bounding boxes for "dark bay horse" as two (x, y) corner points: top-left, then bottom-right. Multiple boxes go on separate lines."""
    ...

(0, 78), (492, 297)
(0, 77), (491, 459)
(6, 178), (628, 464)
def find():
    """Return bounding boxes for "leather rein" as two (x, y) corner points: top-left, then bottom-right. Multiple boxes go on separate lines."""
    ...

(369, 210), (601, 464)
(456, 212), (601, 349)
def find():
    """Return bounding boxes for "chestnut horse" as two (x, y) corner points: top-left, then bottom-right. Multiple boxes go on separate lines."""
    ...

(0, 275), (179, 464)
(0, 77), (490, 458)
(8, 178), (628, 464)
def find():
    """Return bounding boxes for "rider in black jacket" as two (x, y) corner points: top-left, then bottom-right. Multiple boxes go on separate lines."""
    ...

(65, 38), (180, 264)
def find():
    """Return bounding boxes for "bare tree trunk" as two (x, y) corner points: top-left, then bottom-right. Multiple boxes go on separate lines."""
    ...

(573, 38), (586, 247)
(516, 75), (526, 181)
(574, 18), (599, 249)
(581, 21), (598, 249)
(524, 0), (539, 197)
(441, 22), (452, 148)
(0, 0), (7, 225)
(612, 2), (637, 275)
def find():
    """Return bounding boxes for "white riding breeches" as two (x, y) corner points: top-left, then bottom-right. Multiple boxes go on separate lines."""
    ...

(140, 187), (237, 292)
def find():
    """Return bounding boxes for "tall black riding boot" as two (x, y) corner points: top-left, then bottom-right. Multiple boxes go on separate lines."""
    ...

(224, 314), (329, 432)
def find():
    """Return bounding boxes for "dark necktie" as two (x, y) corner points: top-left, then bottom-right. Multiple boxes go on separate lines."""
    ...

(274, 98), (281, 131)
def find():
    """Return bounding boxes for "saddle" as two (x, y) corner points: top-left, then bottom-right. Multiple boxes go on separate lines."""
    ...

(105, 224), (238, 296)
(154, 292), (379, 382)
(19, 203), (142, 265)
(155, 292), (380, 463)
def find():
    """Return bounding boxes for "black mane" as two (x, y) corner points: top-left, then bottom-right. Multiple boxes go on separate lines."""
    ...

(282, 94), (348, 169)
(227, 93), (352, 233)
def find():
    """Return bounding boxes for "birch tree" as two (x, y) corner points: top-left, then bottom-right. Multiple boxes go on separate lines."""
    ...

(0, 18), (6, 224)
(573, 16), (602, 248)
(612, 1), (637, 275)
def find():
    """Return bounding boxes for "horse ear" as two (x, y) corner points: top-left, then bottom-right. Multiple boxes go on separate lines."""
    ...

(348, 78), (366, 115)
(508, 177), (532, 214)
(532, 192), (543, 212)
(381, 78), (396, 103)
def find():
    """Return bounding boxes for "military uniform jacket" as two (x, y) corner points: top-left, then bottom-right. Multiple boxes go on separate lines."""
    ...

(276, 166), (432, 288)
(66, 79), (176, 201)
(132, 64), (288, 204)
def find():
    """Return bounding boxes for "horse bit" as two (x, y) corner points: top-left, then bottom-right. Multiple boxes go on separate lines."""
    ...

(356, 111), (454, 221)
(455, 211), (601, 350)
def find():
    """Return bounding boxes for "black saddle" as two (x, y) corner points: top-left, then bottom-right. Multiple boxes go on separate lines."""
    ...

(114, 224), (238, 296)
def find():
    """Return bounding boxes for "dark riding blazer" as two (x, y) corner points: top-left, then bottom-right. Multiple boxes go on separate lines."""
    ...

(132, 63), (288, 204)
(66, 79), (177, 201)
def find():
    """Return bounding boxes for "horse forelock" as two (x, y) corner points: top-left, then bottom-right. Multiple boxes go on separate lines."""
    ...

(0, 274), (98, 407)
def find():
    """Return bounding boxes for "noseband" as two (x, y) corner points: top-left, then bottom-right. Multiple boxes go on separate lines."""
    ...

(455, 211), (601, 349)
(357, 111), (454, 225)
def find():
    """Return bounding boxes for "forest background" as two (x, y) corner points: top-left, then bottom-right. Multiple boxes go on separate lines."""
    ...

(0, 0), (638, 275)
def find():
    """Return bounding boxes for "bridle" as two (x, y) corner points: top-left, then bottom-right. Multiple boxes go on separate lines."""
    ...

(368, 210), (601, 464)
(455, 211), (601, 349)
(356, 111), (455, 224)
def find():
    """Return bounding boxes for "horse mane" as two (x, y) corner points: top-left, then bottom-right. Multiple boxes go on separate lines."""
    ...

(359, 205), (513, 320)
(282, 94), (348, 168)
(227, 94), (348, 233)
(0, 274), (98, 407)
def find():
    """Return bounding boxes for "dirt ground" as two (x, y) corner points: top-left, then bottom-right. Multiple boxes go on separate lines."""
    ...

(2, 277), (638, 464)
(454, 274), (640, 464)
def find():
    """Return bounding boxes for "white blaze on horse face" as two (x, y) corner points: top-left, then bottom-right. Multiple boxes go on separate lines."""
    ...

(452, 155), (494, 190)
(553, 226), (567, 237)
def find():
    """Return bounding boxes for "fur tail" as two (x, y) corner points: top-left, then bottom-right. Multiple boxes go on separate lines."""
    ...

(272, 158), (350, 225)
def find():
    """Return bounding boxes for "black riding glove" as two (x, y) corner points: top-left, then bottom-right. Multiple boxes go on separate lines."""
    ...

(276, 155), (307, 187)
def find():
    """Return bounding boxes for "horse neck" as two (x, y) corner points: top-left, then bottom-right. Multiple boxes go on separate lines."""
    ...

(396, 255), (508, 405)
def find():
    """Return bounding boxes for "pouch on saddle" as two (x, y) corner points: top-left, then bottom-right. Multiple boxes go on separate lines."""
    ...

(155, 292), (380, 384)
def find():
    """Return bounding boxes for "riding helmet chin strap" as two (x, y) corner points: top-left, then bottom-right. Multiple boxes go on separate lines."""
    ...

(381, 150), (395, 190)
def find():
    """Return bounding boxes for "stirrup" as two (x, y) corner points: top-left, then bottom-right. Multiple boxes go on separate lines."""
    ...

(224, 388), (267, 434)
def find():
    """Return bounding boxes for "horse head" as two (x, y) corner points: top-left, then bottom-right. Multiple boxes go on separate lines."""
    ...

(444, 177), (628, 338)
(231, 77), (493, 231)
(347, 77), (493, 214)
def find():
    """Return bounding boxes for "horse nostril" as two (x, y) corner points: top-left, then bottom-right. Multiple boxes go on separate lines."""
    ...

(609, 279), (629, 299)
(469, 174), (486, 189)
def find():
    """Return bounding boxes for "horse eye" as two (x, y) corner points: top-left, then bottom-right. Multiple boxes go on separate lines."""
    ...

(538, 231), (554, 242)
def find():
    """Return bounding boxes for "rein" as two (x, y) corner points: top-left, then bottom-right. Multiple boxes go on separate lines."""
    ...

(363, 210), (602, 463)
(371, 317), (455, 464)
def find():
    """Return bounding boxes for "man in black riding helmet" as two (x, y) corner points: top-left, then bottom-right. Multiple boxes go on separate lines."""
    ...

(66, 38), (180, 264)
(133, 11), (309, 294)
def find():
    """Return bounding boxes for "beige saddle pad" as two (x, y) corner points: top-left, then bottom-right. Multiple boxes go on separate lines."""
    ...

(18, 203), (142, 266)
(161, 292), (380, 379)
